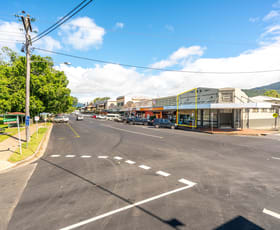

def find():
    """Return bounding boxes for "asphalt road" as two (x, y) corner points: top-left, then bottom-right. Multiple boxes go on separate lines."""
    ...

(5, 116), (280, 230)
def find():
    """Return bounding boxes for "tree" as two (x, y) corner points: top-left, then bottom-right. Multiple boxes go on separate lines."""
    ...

(92, 97), (110, 104)
(264, 90), (280, 98)
(0, 47), (76, 116)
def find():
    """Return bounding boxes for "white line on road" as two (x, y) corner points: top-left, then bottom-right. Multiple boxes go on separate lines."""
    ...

(272, 157), (280, 160)
(114, 156), (123, 160)
(65, 155), (75, 158)
(60, 183), (196, 230)
(98, 156), (108, 159)
(50, 155), (60, 158)
(156, 171), (170, 177)
(139, 165), (151, 170)
(80, 155), (92, 158)
(178, 178), (197, 187)
(263, 208), (280, 219)
(125, 160), (135, 164)
(102, 125), (163, 139)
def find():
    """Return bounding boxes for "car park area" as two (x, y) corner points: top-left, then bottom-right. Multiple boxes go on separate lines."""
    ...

(5, 115), (280, 230)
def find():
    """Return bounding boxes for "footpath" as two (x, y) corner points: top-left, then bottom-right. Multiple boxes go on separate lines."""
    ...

(0, 124), (51, 172)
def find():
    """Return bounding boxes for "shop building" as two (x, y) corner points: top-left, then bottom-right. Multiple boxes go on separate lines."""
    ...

(153, 87), (279, 130)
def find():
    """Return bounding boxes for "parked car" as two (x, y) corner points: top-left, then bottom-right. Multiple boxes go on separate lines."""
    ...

(128, 117), (149, 125)
(153, 119), (177, 129)
(76, 115), (83, 121)
(106, 114), (120, 121)
(92, 115), (97, 118)
(54, 115), (69, 123)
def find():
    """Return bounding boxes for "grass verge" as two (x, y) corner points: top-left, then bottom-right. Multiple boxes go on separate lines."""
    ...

(0, 127), (24, 143)
(8, 126), (48, 163)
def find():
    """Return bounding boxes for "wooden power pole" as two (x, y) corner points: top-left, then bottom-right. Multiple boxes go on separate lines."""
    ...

(20, 13), (32, 143)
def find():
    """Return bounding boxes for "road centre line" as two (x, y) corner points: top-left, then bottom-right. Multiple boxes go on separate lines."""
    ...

(102, 125), (163, 139)
(66, 123), (80, 138)
(98, 156), (108, 159)
(60, 183), (196, 230)
(125, 160), (135, 164)
(50, 154), (60, 157)
(80, 155), (91, 158)
(114, 156), (123, 160)
(139, 165), (151, 170)
(156, 171), (170, 177)
(263, 208), (280, 219)
(65, 155), (75, 158)
(272, 157), (280, 160)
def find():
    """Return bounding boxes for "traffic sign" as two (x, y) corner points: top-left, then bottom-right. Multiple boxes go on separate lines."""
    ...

(273, 113), (278, 118)
(35, 116), (39, 121)
(25, 116), (30, 126)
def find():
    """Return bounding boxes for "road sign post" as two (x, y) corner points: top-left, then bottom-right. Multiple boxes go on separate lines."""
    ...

(35, 116), (39, 138)
(17, 116), (22, 155)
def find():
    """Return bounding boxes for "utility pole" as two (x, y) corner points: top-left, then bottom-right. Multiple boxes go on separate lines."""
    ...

(20, 12), (32, 143)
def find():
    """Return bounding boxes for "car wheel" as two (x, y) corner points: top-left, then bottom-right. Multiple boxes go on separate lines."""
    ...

(155, 124), (160, 128)
(171, 125), (175, 129)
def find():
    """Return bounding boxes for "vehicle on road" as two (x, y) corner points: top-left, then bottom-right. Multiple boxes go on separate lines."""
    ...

(153, 119), (177, 129)
(106, 114), (120, 121)
(128, 117), (150, 125)
(96, 115), (106, 119)
(53, 115), (69, 123)
(92, 115), (97, 118)
(76, 115), (83, 121)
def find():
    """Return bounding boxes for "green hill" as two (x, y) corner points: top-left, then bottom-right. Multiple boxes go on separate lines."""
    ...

(243, 81), (280, 97)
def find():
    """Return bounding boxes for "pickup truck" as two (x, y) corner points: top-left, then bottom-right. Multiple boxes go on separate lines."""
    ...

(53, 115), (69, 123)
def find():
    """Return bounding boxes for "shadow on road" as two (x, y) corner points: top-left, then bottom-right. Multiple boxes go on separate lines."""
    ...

(213, 216), (264, 230)
(40, 158), (185, 229)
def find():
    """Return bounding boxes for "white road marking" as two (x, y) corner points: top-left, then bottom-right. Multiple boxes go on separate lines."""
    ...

(80, 155), (91, 158)
(50, 154), (60, 158)
(60, 183), (196, 230)
(98, 156), (108, 159)
(65, 155), (75, 158)
(156, 171), (170, 177)
(178, 178), (197, 187)
(272, 157), (280, 160)
(125, 160), (135, 164)
(139, 165), (151, 170)
(114, 156), (123, 160)
(103, 125), (163, 139)
(263, 208), (280, 219)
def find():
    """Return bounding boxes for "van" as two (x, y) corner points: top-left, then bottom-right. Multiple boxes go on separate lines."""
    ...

(106, 114), (120, 121)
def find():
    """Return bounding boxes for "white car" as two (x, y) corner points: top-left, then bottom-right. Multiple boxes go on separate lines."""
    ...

(54, 115), (69, 123)
(106, 114), (120, 121)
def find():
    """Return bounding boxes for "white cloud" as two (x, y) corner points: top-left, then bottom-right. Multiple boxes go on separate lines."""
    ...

(249, 17), (259, 23)
(0, 21), (24, 50)
(36, 36), (61, 51)
(115, 22), (124, 29)
(57, 33), (280, 101)
(165, 24), (174, 31)
(263, 10), (280, 21)
(59, 17), (105, 50)
(151, 46), (205, 68)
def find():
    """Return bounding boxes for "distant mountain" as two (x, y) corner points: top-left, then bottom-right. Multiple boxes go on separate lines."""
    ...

(243, 81), (280, 97)
(75, 102), (85, 108)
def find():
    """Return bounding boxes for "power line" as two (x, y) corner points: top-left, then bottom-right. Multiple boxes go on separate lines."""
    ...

(32, 0), (93, 43)
(0, 39), (24, 43)
(0, 31), (24, 35)
(33, 47), (280, 74)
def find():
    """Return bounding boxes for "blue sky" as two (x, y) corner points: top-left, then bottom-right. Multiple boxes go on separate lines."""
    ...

(1, 0), (280, 101)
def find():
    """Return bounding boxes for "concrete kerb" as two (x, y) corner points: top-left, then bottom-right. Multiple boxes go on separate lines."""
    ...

(0, 124), (53, 174)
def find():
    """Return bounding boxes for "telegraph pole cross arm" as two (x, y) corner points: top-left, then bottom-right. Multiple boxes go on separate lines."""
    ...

(20, 12), (33, 143)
